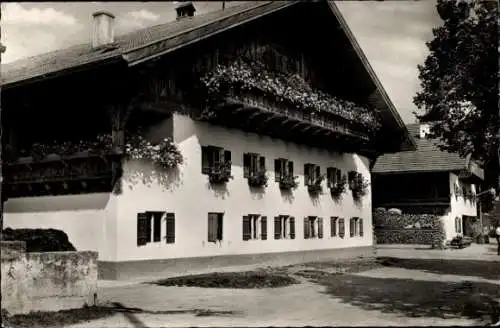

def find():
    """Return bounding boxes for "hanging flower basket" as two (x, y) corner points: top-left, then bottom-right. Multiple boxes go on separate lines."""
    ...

(279, 175), (299, 190)
(200, 59), (381, 133)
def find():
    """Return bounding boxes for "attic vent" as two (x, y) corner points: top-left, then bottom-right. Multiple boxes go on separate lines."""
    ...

(419, 124), (430, 139)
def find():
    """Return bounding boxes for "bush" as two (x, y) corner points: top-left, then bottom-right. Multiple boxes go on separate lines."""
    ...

(2, 228), (76, 252)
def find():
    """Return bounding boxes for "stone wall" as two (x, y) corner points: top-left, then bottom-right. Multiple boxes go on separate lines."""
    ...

(1, 241), (98, 315)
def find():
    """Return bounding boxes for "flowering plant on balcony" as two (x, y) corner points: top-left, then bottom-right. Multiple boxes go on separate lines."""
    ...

(351, 174), (370, 200)
(329, 174), (347, 198)
(125, 135), (183, 170)
(307, 175), (325, 194)
(279, 174), (299, 190)
(248, 170), (268, 188)
(200, 59), (381, 132)
(208, 162), (233, 184)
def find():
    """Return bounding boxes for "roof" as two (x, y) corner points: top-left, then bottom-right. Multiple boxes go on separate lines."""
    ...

(373, 123), (484, 179)
(1, 0), (415, 151)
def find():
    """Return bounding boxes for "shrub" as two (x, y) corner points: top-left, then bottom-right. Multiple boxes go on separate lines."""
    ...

(2, 228), (76, 252)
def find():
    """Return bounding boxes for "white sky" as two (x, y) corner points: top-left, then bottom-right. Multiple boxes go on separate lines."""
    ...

(0, 1), (442, 123)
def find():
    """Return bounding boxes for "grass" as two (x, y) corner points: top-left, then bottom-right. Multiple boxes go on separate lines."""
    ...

(150, 270), (300, 289)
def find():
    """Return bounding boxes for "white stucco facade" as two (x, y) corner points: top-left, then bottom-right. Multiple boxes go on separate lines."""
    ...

(4, 113), (374, 263)
(441, 172), (478, 241)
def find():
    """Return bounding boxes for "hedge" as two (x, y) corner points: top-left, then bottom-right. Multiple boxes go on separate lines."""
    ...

(374, 212), (445, 247)
(2, 228), (76, 252)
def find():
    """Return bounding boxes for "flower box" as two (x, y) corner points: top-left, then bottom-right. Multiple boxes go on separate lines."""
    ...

(279, 175), (299, 190)
(248, 171), (268, 188)
(307, 183), (322, 194)
(208, 162), (233, 184)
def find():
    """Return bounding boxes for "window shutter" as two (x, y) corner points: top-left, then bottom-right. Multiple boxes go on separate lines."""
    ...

(336, 169), (342, 185)
(137, 213), (150, 246)
(243, 153), (251, 178)
(243, 216), (251, 241)
(304, 217), (310, 239)
(339, 218), (345, 238)
(288, 161), (294, 176)
(153, 212), (162, 242)
(304, 164), (310, 185)
(274, 216), (281, 239)
(261, 216), (267, 240)
(166, 213), (175, 244)
(274, 159), (281, 182)
(224, 150), (232, 173)
(318, 217), (323, 239)
(359, 218), (364, 237)
(208, 214), (216, 242)
(331, 217), (337, 237)
(217, 214), (223, 241)
(289, 217), (295, 239)
(201, 146), (210, 174)
(350, 218), (355, 237)
(455, 217), (459, 233)
(315, 166), (321, 181)
(327, 167), (333, 188)
(348, 171), (357, 189)
(259, 156), (266, 171)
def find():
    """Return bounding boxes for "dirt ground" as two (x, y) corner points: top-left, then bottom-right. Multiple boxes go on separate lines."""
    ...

(55, 243), (499, 328)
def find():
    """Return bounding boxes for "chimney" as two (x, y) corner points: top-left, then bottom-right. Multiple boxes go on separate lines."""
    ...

(92, 11), (115, 48)
(419, 123), (430, 139)
(175, 1), (196, 20)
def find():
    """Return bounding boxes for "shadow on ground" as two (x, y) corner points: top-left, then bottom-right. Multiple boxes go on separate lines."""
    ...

(298, 270), (499, 322)
(377, 257), (500, 280)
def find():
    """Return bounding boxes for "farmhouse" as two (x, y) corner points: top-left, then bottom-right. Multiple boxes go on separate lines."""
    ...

(2, 1), (414, 280)
(372, 123), (484, 243)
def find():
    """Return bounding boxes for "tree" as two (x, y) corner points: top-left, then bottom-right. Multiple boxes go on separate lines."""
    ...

(414, 0), (499, 210)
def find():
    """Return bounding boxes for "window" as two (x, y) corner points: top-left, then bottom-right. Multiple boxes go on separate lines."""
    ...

(304, 216), (323, 239)
(349, 217), (364, 237)
(327, 167), (342, 188)
(274, 158), (294, 182)
(201, 146), (231, 174)
(208, 212), (224, 242)
(274, 215), (295, 239)
(137, 212), (175, 246)
(304, 164), (321, 185)
(348, 171), (361, 189)
(330, 216), (338, 237)
(338, 218), (346, 238)
(243, 215), (267, 240)
(243, 153), (266, 178)
(455, 216), (462, 234)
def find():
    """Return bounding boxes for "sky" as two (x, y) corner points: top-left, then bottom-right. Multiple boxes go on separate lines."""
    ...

(0, 1), (442, 123)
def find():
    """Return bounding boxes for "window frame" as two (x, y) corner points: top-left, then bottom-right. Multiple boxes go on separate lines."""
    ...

(208, 212), (224, 243)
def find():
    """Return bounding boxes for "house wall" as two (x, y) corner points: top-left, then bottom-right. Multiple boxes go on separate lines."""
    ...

(3, 193), (118, 262)
(442, 172), (477, 241)
(114, 113), (373, 263)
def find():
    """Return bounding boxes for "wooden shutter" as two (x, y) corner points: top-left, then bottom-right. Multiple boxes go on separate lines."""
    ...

(348, 171), (357, 189)
(274, 159), (281, 182)
(274, 216), (281, 239)
(153, 212), (162, 242)
(201, 146), (210, 174)
(336, 169), (342, 185)
(359, 218), (364, 237)
(304, 164), (311, 185)
(259, 156), (266, 170)
(455, 217), (459, 233)
(208, 214), (216, 242)
(289, 217), (295, 239)
(243, 216), (251, 241)
(304, 217), (310, 239)
(243, 153), (251, 178)
(339, 218), (345, 238)
(288, 161), (294, 176)
(315, 166), (321, 181)
(166, 213), (175, 244)
(350, 218), (355, 237)
(217, 214), (223, 241)
(318, 217), (323, 239)
(327, 167), (333, 188)
(137, 213), (150, 246)
(261, 216), (267, 240)
(331, 217), (337, 237)
(224, 150), (232, 172)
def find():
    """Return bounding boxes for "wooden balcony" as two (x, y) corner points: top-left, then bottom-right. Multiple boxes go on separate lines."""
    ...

(198, 90), (375, 153)
(4, 151), (123, 198)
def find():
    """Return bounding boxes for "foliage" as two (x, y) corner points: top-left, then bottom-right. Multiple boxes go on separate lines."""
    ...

(329, 174), (347, 198)
(279, 174), (299, 190)
(307, 174), (325, 194)
(350, 174), (370, 200)
(208, 162), (233, 184)
(248, 170), (268, 188)
(201, 59), (381, 132)
(15, 131), (183, 171)
(2, 228), (76, 252)
(413, 0), (499, 207)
